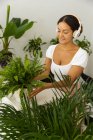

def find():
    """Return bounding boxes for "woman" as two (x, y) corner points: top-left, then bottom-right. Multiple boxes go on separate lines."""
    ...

(29, 15), (88, 105)
(1, 15), (88, 109)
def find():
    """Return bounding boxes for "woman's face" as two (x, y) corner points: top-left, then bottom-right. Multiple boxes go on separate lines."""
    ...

(56, 21), (73, 45)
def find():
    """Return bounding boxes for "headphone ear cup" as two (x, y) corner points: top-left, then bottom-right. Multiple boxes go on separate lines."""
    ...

(73, 31), (76, 38)
(73, 30), (79, 38)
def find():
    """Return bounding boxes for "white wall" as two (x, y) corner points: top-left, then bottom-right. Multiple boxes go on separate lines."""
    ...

(0, 0), (93, 76)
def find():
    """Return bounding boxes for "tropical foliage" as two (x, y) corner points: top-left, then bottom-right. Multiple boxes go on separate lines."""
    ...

(0, 68), (93, 139)
(0, 55), (43, 98)
(23, 37), (46, 58)
(50, 37), (59, 45)
(74, 36), (92, 55)
(0, 5), (34, 67)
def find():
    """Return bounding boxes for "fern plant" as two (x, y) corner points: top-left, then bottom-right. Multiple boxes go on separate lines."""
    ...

(0, 55), (43, 98)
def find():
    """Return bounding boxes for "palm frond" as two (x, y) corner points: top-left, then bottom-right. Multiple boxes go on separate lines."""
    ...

(0, 65), (93, 139)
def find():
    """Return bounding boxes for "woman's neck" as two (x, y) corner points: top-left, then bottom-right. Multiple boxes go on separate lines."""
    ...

(58, 42), (78, 51)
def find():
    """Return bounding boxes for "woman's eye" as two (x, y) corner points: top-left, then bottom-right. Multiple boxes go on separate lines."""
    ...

(57, 30), (69, 34)
(64, 31), (69, 34)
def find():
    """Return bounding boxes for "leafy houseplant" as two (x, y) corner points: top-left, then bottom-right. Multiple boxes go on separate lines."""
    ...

(0, 55), (44, 139)
(0, 5), (34, 67)
(74, 36), (92, 55)
(74, 36), (93, 83)
(23, 37), (46, 58)
(50, 37), (59, 45)
(0, 55), (43, 98)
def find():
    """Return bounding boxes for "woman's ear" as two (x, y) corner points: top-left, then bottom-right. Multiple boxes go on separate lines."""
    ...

(73, 21), (82, 38)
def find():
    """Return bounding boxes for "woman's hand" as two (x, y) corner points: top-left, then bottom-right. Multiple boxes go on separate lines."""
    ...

(29, 82), (52, 98)
(29, 87), (45, 98)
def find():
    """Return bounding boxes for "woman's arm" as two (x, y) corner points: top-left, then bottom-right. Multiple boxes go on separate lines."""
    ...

(33, 57), (52, 81)
(29, 65), (84, 98)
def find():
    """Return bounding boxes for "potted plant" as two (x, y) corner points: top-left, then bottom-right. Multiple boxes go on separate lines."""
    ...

(0, 5), (34, 67)
(74, 36), (92, 55)
(23, 37), (46, 58)
(0, 55), (43, 98)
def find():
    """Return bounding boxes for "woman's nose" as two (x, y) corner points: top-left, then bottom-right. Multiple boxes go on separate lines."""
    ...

(59, 32), (64, 37)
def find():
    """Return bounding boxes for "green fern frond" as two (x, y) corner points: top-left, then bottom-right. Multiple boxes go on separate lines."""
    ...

(0, 56), (43, 98)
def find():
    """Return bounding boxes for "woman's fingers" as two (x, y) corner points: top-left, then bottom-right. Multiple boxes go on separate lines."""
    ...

(29, 90), (38, 98)
(29, 87), (43, 98)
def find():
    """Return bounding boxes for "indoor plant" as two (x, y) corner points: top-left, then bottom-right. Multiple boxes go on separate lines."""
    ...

(23, 37), (46, 58)
(0, 55), (43, 98)
(0, 5), (34, 67)
(74, 36), (92, 55)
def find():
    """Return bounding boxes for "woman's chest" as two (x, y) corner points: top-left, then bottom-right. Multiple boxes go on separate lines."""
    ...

(51, 61), (72, 81)
(53, 50), (77, 65)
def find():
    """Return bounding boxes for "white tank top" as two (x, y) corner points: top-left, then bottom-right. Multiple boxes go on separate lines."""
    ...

(46, 45), (88, 81)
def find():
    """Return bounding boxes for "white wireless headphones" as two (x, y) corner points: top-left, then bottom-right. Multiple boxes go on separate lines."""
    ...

(73, 19), (82, 38)
(56, 15), (82, 38)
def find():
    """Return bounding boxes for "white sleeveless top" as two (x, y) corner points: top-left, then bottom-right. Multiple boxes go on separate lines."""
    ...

(46, 45), (88, 81)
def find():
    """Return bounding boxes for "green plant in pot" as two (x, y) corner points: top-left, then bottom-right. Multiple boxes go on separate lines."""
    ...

(74, 36), (92, 55)
(23, 37), (46, 58)
(0, 55), (45, 139)
(0, 55), (43, 98)
(0, 5), (34, 67)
